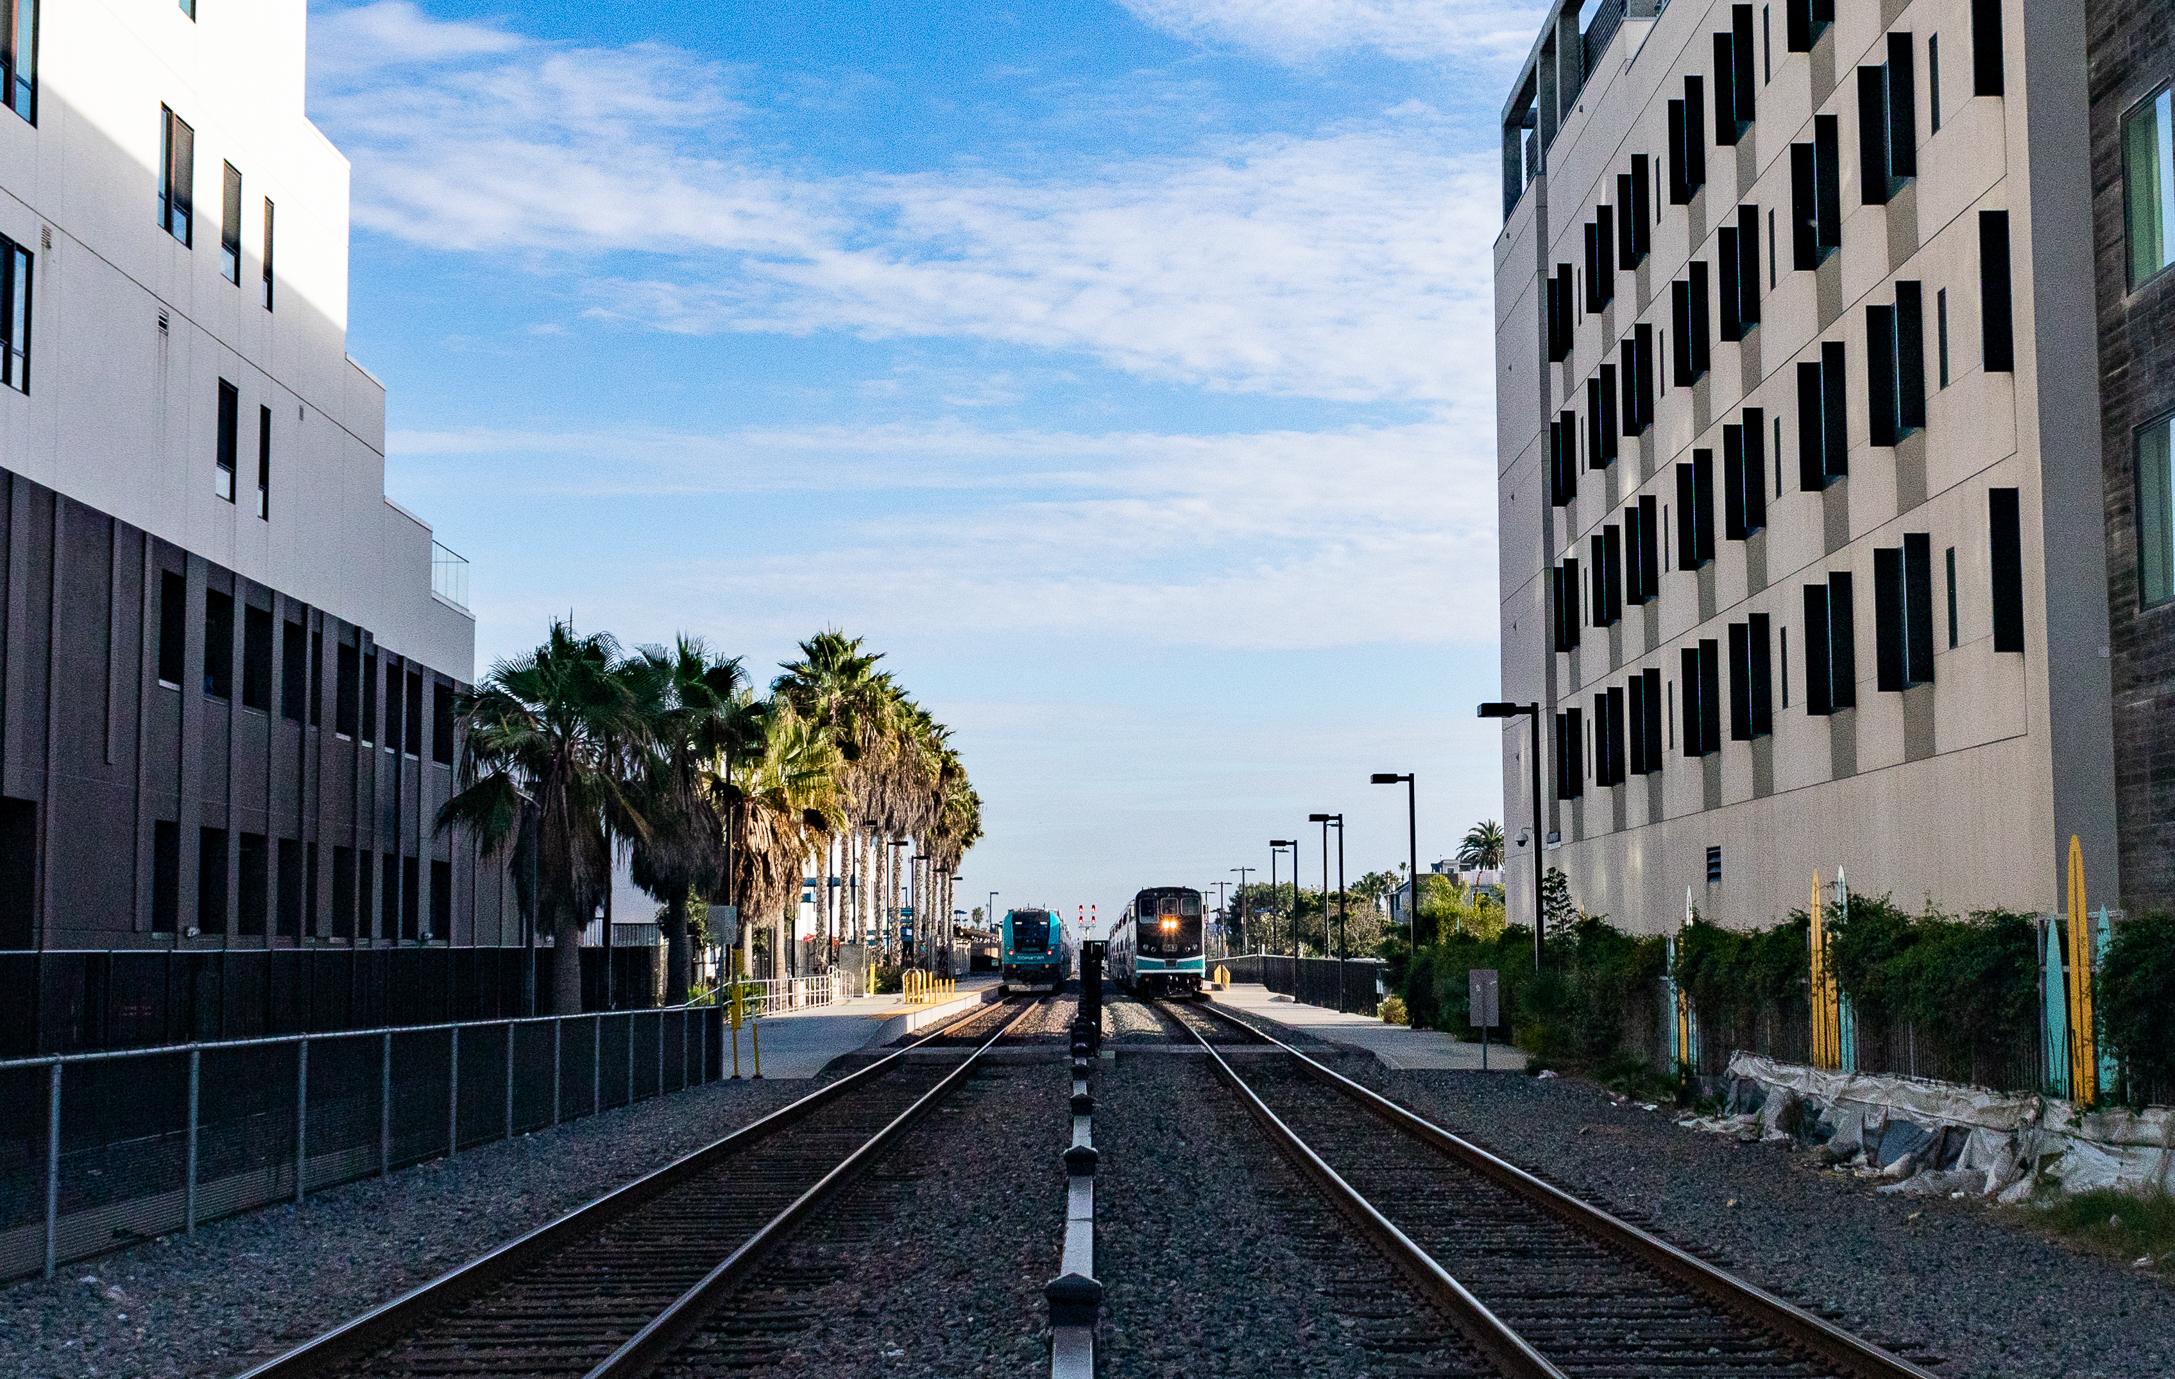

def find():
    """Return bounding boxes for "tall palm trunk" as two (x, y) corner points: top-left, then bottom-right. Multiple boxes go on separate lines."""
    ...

(663, 888), (691, 1006)
(552, 903), (584, 1016)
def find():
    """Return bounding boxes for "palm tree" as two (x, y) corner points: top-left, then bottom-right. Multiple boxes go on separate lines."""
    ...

(722, 700), (847, 974)
(438, 622), (651, 1016)
(1457, 819), (1506, 872)
(773, 631), (893, 964)
(624, 637), (748, 1006)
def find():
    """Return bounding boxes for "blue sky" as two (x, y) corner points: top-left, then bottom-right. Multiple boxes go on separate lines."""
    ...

(307, 0), (1550, 926)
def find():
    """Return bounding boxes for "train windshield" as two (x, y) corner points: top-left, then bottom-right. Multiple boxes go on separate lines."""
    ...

(1012, 912), (1050, 952)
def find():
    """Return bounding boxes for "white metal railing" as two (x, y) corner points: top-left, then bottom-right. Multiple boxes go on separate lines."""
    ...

(430, 540), (471, 611)
(730, 974), (839, 1015)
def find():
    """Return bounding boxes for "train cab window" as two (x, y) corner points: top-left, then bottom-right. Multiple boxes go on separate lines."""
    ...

(1181, 893), (1202, 917)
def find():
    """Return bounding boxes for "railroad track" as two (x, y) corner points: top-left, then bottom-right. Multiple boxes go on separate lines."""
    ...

(235, 995), (1045, 1379)
(1133, 993), (1268, 1046)
(1177, 1004), (1941, 1379)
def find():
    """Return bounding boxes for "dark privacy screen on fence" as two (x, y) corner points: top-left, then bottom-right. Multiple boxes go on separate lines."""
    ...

(0, 1005), (724, 1284)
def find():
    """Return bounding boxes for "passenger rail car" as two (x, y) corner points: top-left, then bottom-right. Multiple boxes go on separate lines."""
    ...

(1000, 908), (1069, 992)
(1109, 887), (1205, 996)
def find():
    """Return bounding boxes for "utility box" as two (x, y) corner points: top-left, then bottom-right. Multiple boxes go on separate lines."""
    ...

(1469, 968), (1501, 1030)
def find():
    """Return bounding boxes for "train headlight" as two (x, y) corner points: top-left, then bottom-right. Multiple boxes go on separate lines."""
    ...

(1160, 917), (1177, 932)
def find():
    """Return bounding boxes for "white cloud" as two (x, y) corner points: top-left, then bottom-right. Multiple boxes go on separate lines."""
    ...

(309, 3), (1498, 404)
(1115, 0), (1548, 64)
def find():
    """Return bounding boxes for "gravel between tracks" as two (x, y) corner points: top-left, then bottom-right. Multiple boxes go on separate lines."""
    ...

(1356, 1066), (2175, 1379)
(0, 1075), (815, 1379)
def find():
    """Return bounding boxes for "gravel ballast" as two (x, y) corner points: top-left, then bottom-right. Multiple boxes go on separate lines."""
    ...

(1360, 1066), (2175, 1379)
(0, 1075), (814, 1379)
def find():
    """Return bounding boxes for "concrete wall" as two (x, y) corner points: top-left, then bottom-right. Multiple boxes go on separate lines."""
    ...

(1494, 1), (2114, 933)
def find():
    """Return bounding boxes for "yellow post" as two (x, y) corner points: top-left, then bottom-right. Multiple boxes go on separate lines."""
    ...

(728, 953), (744, 1080)
(2066, 836), (2097, 1104)
(751, 1016), (763, 1079)
(1809, 872), (1830, 1069)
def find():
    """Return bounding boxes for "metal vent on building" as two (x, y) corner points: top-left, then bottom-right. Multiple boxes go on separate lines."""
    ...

(157, 310), (169, 334)
(39, 225), (50, 250)
(1705, 846), (1722, 885)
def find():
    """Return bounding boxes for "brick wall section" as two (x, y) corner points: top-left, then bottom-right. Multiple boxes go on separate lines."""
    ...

(2090, 1), (2175, 911)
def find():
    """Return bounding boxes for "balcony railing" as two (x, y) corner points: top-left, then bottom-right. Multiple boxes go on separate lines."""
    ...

(431, 540), (471, 612)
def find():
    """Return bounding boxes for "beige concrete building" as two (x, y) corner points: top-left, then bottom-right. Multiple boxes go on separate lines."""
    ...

(1492, 0), (2114, 934)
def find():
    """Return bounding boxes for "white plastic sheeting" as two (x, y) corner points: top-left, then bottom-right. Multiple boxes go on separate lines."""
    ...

(1681, 1053), (2175, 1201)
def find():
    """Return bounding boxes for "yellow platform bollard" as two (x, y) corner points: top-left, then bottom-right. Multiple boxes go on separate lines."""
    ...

(751, 1017), (763, 1079)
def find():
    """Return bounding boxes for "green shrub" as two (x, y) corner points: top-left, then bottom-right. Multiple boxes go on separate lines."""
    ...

(1675, 910), (1809, 1032)
(1379, 994), (1408, 1026)
(1829, 895), (2037, 1063)
(2099, 910), (2175, 1103)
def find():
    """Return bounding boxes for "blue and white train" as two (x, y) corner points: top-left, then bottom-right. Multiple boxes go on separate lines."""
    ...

(999, 907), (1070, 992)
(1108, 886), (1205, 996)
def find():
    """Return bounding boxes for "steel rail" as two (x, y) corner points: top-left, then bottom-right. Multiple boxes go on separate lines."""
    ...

(1185, 1000), (1938, 1379)
(230, 994), (1030, 1379)
(584, 998), (1043, 1376)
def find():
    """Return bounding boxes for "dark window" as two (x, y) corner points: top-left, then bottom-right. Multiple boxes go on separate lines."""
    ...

(383, 657), (403, 754)
(215, 379), (238, 502)
(401, 855), (420, 940)
(157, 569), (186, 685)
(0, 236), (31, 394)
(1723, 409), (1768, 539)
(1547, 263), (1573, 363)
(309, 627), (324, 727)
(1552, 560), (1583, 652)
(1706, 846), (1724, 884)
(1867, 282), (1927, 445)
(431, 858), (452, 940)
(332, 845), (355, 938)
(1990, 486), (2025, 646)
(1586, 372), (1618, 468)
(2, 0), (37, 124)
(1714, 6), (1757, 144)
(1929, 34), (1942, 135)
(1550, 412), (1578, 506)
(305, 846), (319, 937)
(1946, 546), (1960, 648)
(262, 198), (275, 310)
(1762, 5), (1772, 83)
(1729, 614), (1774, 740)
(159, 106), (194, 245)
(202, 587), (233, 699)
(382, 853), (401, 939)
(1628, 667), (1665, 775)
(1681, 639), (1723, 756)
(220, 162), (241, 283)
(1676, 450), (1716, 569)
(1937, 287), (1950, 386)
(242, 603), (272, 711)
(1590, 527), (1623, 627)
(277, 838), (303, 938)
(1786, 0), (1833, 53)
(358, 851), (375, 940)
(1617, 156), (1653, 269)
(433, 679), (456, 764)
(1857, 35), (1918, 206)
(281, 617), (306, 720)
(151, 820), (181, 933)
(198, 826), (228, 935)
(1718, 205), (1761, 341)
(1875, 534), (1936, 690)
(1802, 572), (1858, 714)
(1626, 494), (1661, 604)
(1980, 210), (2014, 372)
(335, 640), (358, 737)
(1797, 341), (1849, 488)
(1791, 116), (1843, 268)
(1595, 687), (1628, 787)
(1669, 77), (1707, 204)
(1555, 708), (1585, 800)
(404, 669), (424, 757)
(361, 649), (378, 745)
(1621, 324), (1656, 435)
(1585, 211), (1616, 311)
(1670, 263), (1712, 386)
(237, 832), (267, 936)
(1970, 0), (2003, 97)
(256, 405), (271, 519)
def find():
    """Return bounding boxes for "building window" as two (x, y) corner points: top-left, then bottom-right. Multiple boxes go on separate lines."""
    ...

(1676, 449), (1717, 570)
(431, 859), (453, 940)
(220, 163), (242, 284)
(1616, 156), (1653, 269)
(361, 648), (378, 745)
(1584, 210), (1616, 311)
(1621, 324), (1656, 435)
(1668, 77), (1708, 204)
(402, 855), (421, 939)
(1718, 205), (1761, 341)
(2137, 415), (2175, 608)
(1791, 116), (1843, 268)
(2124, 87), (2175, 289)
(1670, 263), (1712, 387)
(262, 199), (276, 310)
(1797, 341), (1849, 489)
(404, 669), (424, 757)
(199, 826), (228, 936)
(256, 405), (271, 519)
(1936, 288), (1950, 387)
(158, 106), (194, 246)
(215, 379), (238, 502)
(1803, 573), (1857, 715)
(1714, 7), (1757, 145)
(1857, 35), (1919, 207)
(1550, 412), (1578, 506)
(238, 832), (268, 937)
(281, 617), (307, 721)
(156, 570), (186, 686)
(1729, 615), (1774, 741)
(2, 0), (36, 124)
(278, 839), (304, 938)
(384, 657), (405, 754)
(151, 820), (181, 933)
(309, 627), (324, 727)
(1971, 0), (2003, 98)
(358, 850), (375, 940)
(1680, 639), (1723, 757)
(1554, 708), (1585, 800)
(1590, 527), (1623, 628)
(242, 603), (272, 712)
(1946, 546), (1960, 649)
(332, 845), (355, 939)
(1980, 210), (2014, 372)
(1628, 668), (1665, 775)
(1875, 533), (1936, 691)
(1786, 0), (1832, 53)
(382, 853), (401, 940)
(335, 640), (359, 737)
(1723, 409), (1767, 539)
(1929, 34), (1942, 135)
(1552, 560), (1582, 652)
(432, 679), (456, 765)
(1, 237), (31, 395)
(1762, 5), (1772, 83)
(1595, 687), (1628, 787)
(1988, 487), (2025, 648)
(1587, 370), (1619, 468)
(1867, 282), (1927, 445)
(1546, 264), (1573, 363)
(202, 587), (233, 700)
(1625, 494), (1661, 605)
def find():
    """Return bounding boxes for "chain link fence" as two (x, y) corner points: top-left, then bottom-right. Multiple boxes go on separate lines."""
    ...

(0, 1003), (724, 1284)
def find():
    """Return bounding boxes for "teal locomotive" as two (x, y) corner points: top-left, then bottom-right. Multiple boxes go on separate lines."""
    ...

(1000, 907), (1068, 992)
(1108, 886), (1205, 996)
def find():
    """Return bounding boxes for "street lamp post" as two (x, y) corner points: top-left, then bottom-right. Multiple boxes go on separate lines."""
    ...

(1230, 866), (1254, 953)
(1308, 813), (1346, 960)
(1479, 701), (1546, 972)
(886, 839), (910, 964)
(1270, 840), (1298, 957)
(1370, 773), (1418, 948)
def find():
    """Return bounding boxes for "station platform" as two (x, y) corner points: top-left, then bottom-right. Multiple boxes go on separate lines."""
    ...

(722, 975), (1004, 1079)
(1207, 983), (1530, 1072)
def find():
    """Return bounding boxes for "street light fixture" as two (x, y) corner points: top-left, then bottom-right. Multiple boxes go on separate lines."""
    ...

(1370, 773), (1418, 949)
(1308, 813), (1346, 960)
(1479, 700), (1546, 972)
(1231, 866), (1255, 953)
(1270, 840), (1298, 956)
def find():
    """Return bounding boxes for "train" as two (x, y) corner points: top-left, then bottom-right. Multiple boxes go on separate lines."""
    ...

(1107, 886), (1205, 996)
(999, 907), (1071, 992)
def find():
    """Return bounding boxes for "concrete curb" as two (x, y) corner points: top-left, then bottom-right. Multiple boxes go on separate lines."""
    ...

(856, 983), (1006, 1049)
